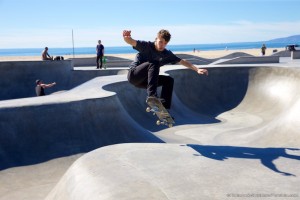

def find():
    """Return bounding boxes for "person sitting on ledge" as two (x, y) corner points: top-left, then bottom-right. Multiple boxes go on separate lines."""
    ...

(42, 47), (53, 60)
(35, 79), (56, 96)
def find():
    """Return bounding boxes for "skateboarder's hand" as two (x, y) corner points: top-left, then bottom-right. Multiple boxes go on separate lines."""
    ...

(123, 30), (131, 37)
(197, 68), (208, 75)
(123, 30), (137, 47)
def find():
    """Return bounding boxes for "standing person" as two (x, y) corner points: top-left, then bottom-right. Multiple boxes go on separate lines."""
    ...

(261, 44), (267, 56)
(123, 29), (208, 110)
(96, 40), (105, 69)
(35, 79), (56, 96)
(42, 47), (53, 60)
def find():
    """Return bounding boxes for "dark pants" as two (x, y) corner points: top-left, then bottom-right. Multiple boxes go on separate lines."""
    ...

(127, 62), (174, 109)
(96, 55), (103, 68)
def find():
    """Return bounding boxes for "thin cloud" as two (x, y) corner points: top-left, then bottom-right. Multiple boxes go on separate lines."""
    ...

(1, 21), (299, 48)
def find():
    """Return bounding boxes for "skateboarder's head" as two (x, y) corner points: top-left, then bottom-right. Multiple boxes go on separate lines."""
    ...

(155, 29), (171, 51)
(157, 29), (171, 42)
(36, 79), (42, 85)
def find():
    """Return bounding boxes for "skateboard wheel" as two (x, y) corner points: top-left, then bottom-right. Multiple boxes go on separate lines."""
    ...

(156, 120), (161, 125)
(146, 107), (151, 112)
(168, 124), (173, 128)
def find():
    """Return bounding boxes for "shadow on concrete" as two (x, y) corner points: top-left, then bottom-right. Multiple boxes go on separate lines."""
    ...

(187, 144), (300, 176)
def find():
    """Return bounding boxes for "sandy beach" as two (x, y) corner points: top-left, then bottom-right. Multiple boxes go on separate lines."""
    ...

(0, 47), (285, 62)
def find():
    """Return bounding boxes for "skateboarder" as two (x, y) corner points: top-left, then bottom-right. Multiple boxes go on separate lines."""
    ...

(35, 79), (56, 96)
(123, 29), (208, 110)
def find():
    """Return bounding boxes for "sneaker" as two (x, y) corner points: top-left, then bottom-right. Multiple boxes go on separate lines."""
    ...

(159, 98), (166, 103)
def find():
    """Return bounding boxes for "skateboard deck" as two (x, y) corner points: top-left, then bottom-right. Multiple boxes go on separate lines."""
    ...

(102, 56), (107, 69)
(146, 97), (175, 128)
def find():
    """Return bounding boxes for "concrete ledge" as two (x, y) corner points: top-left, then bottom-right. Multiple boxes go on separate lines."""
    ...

(69, 57), (96, 66)
(0, 60), (129, 100)
(292, 50), (300, 59)
(0, 75), (162, 170)
(0, 60), (73, 99)
(70, 56), (133, 67)
(216, 56), (279, 65)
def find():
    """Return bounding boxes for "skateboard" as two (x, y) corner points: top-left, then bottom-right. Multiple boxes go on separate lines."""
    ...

(146, 97), (175, 128)
(102, 56), (107, 69)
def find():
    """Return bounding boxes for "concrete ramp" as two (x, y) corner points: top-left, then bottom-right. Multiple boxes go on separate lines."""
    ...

(44, 66), (300, 200)
(70, 55), (133, 67)
(160, 67), (300, 147)
(1, 62), (300, 199)
(0, 76), (162, 170)
(0, 60), (130, 101)
(214, 56), (279, 65)
(46, 143), (300, 200)
(208, 58), (232, 65)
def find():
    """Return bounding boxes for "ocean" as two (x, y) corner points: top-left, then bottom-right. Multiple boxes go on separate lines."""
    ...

(0, 41), (288, 57)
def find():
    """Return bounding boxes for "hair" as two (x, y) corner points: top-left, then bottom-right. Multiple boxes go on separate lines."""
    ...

(157, 29), (171, 43)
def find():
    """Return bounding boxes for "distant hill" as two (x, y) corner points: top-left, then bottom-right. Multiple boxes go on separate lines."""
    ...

(267, 35), (300, 43)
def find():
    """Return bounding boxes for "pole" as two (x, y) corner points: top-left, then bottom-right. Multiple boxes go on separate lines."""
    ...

(72, 29), (75, 58)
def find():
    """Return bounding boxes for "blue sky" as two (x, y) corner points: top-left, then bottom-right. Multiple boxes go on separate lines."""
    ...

(0, 0), (299, 48)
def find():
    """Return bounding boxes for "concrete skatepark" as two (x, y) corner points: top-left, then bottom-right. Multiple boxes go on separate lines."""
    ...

(0, 52), (300, 199)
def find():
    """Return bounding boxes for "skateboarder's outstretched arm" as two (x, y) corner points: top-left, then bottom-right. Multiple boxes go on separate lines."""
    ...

(179, 59), (208, 75)
(123, 30), (137, 47)
(41, 82), (56, 88)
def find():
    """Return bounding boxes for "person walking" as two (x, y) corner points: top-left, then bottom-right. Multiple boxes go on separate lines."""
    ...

(96, 40), (105, 69)
(123, 29), (208, 110)
(261, 44), (267, 56)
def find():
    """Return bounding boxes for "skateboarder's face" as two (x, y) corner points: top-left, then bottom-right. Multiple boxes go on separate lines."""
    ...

(155, 36), (168, 51)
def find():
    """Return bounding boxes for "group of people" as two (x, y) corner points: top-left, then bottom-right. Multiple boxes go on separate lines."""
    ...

(37, 29), (209, 112)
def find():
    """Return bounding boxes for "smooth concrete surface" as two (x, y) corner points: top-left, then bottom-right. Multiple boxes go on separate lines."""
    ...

(292, 50), (300, 59)
(70, 56), (133, 67)
(273, 50), (292, 57)
(46, 144), (300, 200)
(0, 60), (73, 100)
(215, 56), (279, 65)
(177, 52), (253, 65)
(0, 60), (130, 100)
(1, 56), (300, 200)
